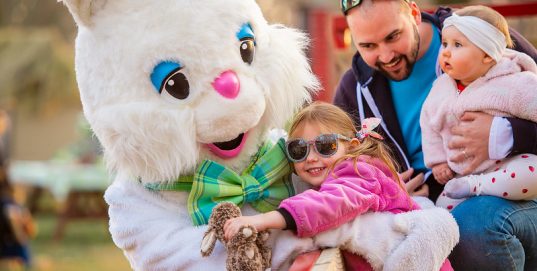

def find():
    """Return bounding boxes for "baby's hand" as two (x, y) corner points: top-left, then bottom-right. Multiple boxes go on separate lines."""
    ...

(432, 163), (454, 185)
(224, 216), (257, 241)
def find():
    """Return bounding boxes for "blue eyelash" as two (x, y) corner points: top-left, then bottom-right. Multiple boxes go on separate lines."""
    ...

(150, 61), (183, 93)
(236, 23), (255, 45)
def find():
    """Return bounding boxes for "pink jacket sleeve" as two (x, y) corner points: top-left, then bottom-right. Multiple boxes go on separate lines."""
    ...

(279, 159), (417, 238)
(420, 78), (450, 168)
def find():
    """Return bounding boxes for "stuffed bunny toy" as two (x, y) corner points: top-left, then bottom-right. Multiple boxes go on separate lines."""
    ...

(60, 0), (458, 270)
(201, 202), (270, 271)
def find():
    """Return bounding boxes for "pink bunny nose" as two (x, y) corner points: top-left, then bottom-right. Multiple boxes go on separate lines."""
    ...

(212, 70), (240, 99)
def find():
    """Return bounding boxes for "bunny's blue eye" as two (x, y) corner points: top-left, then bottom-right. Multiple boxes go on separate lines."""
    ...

(150, 61), (190, 100)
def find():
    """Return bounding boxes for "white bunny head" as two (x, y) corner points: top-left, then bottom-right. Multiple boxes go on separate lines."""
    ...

(62, 0), (318, 182)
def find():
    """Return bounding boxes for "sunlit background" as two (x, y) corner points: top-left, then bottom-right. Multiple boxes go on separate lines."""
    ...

(0, 0), (535, 270)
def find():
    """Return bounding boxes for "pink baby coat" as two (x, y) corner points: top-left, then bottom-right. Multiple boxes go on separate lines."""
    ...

(421, 49), (537, 174)
(279, 157), (418, 238)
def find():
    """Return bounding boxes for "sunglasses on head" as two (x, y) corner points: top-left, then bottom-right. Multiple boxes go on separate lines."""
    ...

(285, 133), (352, 163)
(340, 0), (409, 15)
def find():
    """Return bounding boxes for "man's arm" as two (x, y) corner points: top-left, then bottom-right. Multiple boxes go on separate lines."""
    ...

(509, 117), (537, 155)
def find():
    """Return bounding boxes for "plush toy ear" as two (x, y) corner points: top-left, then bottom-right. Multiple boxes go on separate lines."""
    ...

(60, 0), (107, 27)
(200, 227), (217, 257)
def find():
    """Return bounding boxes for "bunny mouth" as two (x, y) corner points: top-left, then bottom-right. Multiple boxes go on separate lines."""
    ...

(206, 132), (248, 159)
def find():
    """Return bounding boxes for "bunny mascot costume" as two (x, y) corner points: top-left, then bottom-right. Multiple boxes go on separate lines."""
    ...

(60, 0), (458, 270)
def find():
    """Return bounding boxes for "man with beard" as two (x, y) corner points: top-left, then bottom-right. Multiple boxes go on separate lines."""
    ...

(333, 0), (537, 270)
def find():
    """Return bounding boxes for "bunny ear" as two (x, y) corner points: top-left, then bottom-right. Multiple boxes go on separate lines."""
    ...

(60, 0), (108, 27)
(201, 229), (217, 257)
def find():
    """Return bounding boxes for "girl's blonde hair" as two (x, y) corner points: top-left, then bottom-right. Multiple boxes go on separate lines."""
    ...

(288, 102), (403, 189)
(455, 5), (514, 48)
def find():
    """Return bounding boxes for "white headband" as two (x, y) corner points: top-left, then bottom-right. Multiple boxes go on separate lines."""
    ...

(443, 13), (506, 62)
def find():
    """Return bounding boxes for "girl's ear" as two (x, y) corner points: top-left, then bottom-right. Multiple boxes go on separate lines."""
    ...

(349, 138), (361, 150)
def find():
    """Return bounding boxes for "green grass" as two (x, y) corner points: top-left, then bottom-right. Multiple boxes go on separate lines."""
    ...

(28, 214), (131, 271)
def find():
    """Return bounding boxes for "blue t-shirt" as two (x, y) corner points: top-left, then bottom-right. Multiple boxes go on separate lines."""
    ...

(389, 25), (440, 172)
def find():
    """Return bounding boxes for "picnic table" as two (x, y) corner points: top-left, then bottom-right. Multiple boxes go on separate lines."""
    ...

(9, 160), (112, 240)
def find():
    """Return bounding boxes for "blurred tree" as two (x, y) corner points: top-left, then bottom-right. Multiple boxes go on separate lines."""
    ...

(0, 0), (76, 38)
(0, 27), (79, 115)
(0, 0), (79, 115)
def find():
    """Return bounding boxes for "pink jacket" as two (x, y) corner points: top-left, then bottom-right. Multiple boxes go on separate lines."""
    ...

(421, 49), (537, 174)
(279, 157), (418, 238)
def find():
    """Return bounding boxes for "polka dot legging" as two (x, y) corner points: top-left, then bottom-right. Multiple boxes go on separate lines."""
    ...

(436, 153), (537, 210)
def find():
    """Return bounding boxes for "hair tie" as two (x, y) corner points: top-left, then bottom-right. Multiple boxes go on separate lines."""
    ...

(356, 118), (384, 141)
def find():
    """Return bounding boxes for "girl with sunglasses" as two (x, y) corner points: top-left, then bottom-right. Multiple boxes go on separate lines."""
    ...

(224, 102), (453, 270)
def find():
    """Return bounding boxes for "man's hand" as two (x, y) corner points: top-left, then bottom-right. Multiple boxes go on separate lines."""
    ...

(449, 111), (493, 175)
(432, 163), (454, 184)
(400, 168), (429, 197)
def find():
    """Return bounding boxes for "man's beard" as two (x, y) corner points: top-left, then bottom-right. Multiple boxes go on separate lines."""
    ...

(376, 24), (420, 81)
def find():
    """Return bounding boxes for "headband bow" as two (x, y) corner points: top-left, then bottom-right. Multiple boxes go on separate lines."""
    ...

(356, 117), (384, 141)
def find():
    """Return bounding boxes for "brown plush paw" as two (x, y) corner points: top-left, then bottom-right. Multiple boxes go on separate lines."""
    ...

(231, 225), (257, 245)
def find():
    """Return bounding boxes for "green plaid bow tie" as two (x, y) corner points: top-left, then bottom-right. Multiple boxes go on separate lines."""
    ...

(145, 138), (294, 225)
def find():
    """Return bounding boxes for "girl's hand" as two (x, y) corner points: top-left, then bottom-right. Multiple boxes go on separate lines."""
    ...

(224, 216), (259, 241)
(432, 163), (454, 184)
(223, 211), (286, 241)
